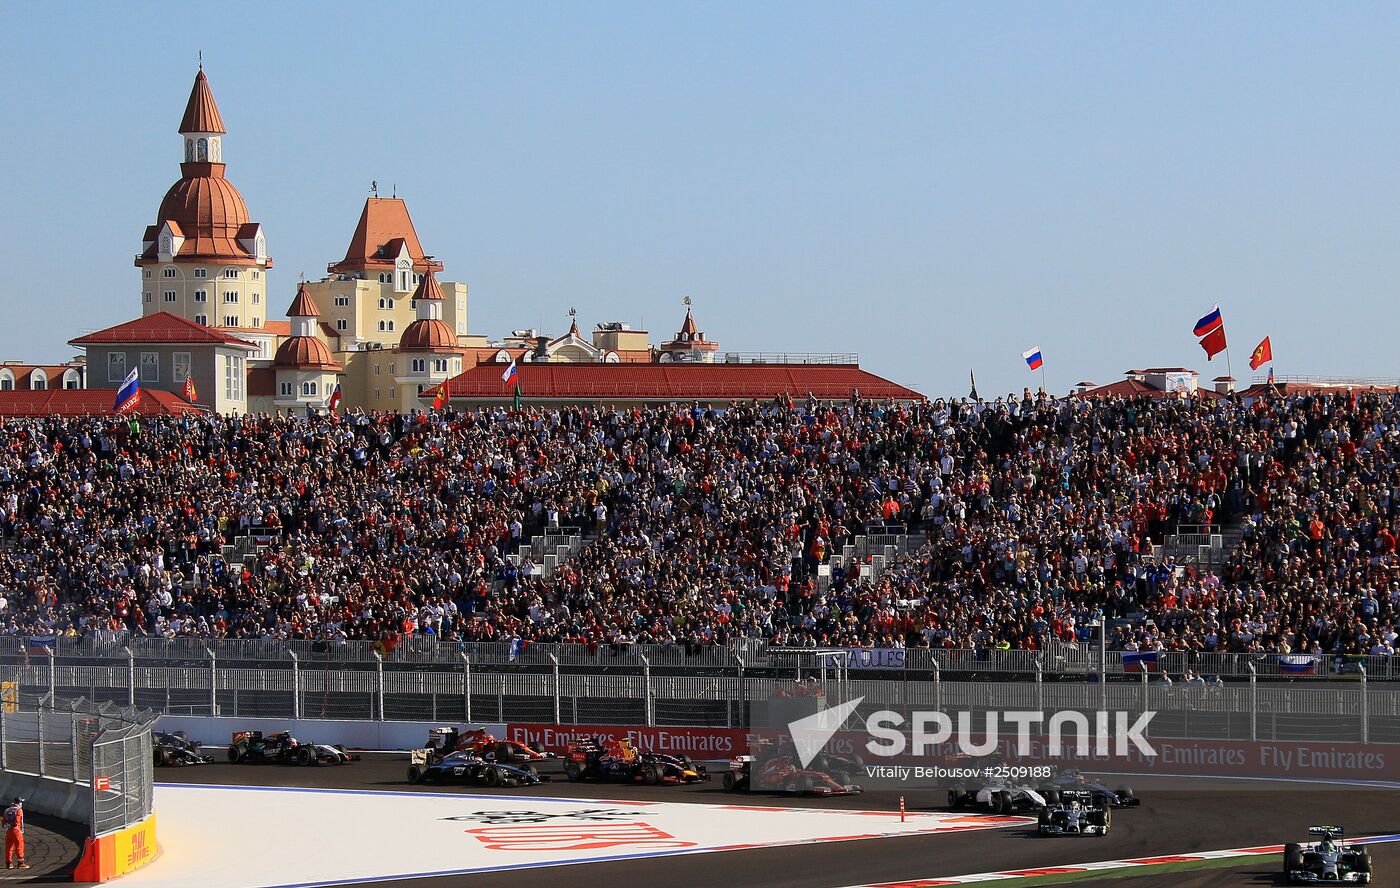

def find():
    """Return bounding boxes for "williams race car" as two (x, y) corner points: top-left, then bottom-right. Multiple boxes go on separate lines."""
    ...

(153, 731), (214, 766)
(227, 730), (360, 765)
(1036, 790), (1111, 836)
(1285, 826), (1373, 884)
(1038, 769), (1139, 808)
(948, 776), (1046, 815)
(407, 749), (546, 786)
(562, 738), (708, 785)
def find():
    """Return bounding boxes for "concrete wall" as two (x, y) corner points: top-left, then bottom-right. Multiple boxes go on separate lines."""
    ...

(154, 716), (507, 751)
(0, 771), (90, 824)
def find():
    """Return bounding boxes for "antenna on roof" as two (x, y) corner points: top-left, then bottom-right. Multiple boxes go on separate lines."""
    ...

(198, 51), (203, 71)
(392, 183), (397, 198)
(371, 180), (378, 197)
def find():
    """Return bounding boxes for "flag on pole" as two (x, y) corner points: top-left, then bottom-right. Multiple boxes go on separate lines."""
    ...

(513, 381), (522, 411)
(1021, 347), (1044, 371)
(1268, 366), (1275, 385)
(1249, 336), (1273, 371)
(432, 384), (448, 411)
(328, 383), (343, 412)
(501, 359), (518, 383)
(508, 638), (530, 661)
(969, 369), (979, 400)
(1193, 305), (1224, 336)
(1121, 650), (1160, 673)
(113, 369), (141, 414)
(182, 374), (198, 403)
(1199, 326), (1228, 360)
(1277, 654), (1317, 676)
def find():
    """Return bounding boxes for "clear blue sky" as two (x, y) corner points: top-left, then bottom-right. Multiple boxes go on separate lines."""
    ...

(3, 2), (1399, 396)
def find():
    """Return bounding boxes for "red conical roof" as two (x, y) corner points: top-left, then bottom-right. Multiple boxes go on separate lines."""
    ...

(286, 282), (320, 318)
(179, 69), (226, 134)
(679, 309), (699, 336)
(411, 268), (445, 301)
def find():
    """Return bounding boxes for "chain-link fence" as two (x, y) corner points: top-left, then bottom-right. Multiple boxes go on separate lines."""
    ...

(0, 699), (156, 837)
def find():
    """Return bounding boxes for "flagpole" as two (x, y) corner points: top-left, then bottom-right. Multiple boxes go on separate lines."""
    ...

(1040, 364), (1047, 395)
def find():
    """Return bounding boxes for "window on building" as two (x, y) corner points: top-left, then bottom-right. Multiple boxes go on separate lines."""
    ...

(194, 290), (207, 302)
(108, 352), (126, 383)
(417, 384), (426, 395)
(334, 296), (349, 307)
(194, 268), (206, 278)
(387, 299), (395, 310)
(374, 389), (381, 400)
(399, 271), (409, 290)
(63, 371), (79, 390)
(434, 358), (448, 373)
(410, 300), (417, 310)
(387, 320), (394, 332)
(388, 362), (395, 374)
(225, 354), (243, 401)
(224, 291), (238, 303)
(452, 358), (461, 373)
(224, 269), (240, 279)
(143, 269), (151, 279)
(336, 319), (348, 331)
(139, 352), (159, 383)
(253, 317), (261, 328)
(224, 315), (239, 327)
(252, 293), (260, 304)
(0, 376), (11, 391)
(411, 359), (425, 372)
(163, 268), (176, 278)
(378, 321), (386, 332)
(195, 314), (208, 326)
(301, 381), (318, 397)
(252, 271), (260, 280)
(32, 374), (46, 391)
(163, 290), (176, 302)
(174, 352), (191, 384)
(373, 364), (380, 376)
(144, 292), (152, 303)
(280, 381), (293, 397)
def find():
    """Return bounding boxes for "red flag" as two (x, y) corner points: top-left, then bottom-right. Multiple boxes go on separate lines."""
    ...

(1249, 336), (1272, 370)
(1199, 326), (1227, 360)
(432, 384), (447, 411)
(328, 384), (343, 412)
(182, 374), (198, 403)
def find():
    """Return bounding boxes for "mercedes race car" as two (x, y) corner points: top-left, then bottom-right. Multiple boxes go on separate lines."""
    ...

(562, 738), (708, 785)
(1039, 769), (1139, 808)
(1036, 790), (1111, 836)
(424, 727), (554, 765)
(153, 731), (214, 766)
(1285, 826), (1373, 884)
(407, 749), (547, 787)
(948, 776), (1046, 815)
(227, 730), (360, 765)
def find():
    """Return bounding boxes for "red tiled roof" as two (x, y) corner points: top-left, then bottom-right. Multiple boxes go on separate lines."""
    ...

(398, 319), (458, 352)
(69, 312), (258, 348)
(274, 335), (342, 370)
(411, 269), (445, 302)
(287, 282), (321, 318)
(431, 363), (921, 403)
(1078, 379), (1225, 400)
(328, 198), (443, 275)
(0, 389), (204, 417)
(263, 320), (291, 336)
(0, 364), (83, 391)
(179, 69), (226, 134)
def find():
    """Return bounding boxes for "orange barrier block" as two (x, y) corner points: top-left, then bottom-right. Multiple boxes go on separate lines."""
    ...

(72, 815), (156, 883)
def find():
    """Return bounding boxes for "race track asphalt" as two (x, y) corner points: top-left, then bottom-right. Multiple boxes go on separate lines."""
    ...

(157, 756), (1400, 887)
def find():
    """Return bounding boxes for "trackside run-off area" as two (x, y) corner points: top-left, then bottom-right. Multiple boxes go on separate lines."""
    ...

(97, 755), (1400, 888)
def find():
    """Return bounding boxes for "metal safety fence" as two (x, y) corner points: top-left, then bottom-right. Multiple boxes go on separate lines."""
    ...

(0, 700), (156, 837)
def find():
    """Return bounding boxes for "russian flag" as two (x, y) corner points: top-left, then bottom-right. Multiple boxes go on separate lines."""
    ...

(1277, 654), (1317, 675)
(1193, 305), (1224, 337)
(1121, 650), (1159, 673)
(1021, 347), (1043, 371)
(26, 635), (56, 655)
(508, 638), (530, 661)
(501, 360), (518, 384)
(113, 369), (141, 414)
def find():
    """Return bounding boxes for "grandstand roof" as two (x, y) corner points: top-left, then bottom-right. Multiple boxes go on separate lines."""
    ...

(0, 389), (204, 417)
(431, 362), (921, 404)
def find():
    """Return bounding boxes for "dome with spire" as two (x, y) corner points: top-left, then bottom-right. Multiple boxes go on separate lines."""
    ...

(398, 270), (458, 352)
(274, 283), (340, 370)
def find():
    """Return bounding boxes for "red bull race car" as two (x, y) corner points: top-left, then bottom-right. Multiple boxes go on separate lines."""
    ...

(562, 738), (708, 785)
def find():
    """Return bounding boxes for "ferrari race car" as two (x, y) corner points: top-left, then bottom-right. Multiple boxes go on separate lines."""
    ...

(424, 727), (554, 765)
(227, 730), (360, 765)
(1285, 826), (1373, 884)
(562, 738), (708, 785)
(1036, 790), (1111, 836)
(152, 731), (214, 766)
(948, 776), (1046, 815)
(1039, 769), (1139, 808)
(723, 753), (862, 794)
(407, 749), (546, 787)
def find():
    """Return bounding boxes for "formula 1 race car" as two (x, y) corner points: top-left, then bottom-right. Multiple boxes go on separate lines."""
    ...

(562, 738), (708, 785)
(153, 731), (214, 766)
(1036, 790), (1111, 836)
(948, 776), (1046, 815)
(1038, 769), (1139, 808)
(227, 730), (360, 766)
(1285, 826), (1373, 884)
(407, 749), (547, 787)
(723, 753), (862, 795)
(424, 727), (554, 765)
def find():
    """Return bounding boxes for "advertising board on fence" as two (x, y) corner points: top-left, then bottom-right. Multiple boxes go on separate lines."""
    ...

(507, 723), (751, 758)
(821, 648), (906, 670)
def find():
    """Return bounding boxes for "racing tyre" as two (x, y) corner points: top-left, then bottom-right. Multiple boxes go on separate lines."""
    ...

(1357, 850), (1372, 874)
(1115, 784), (1134, 803)
(798, 774), (814, 794)
(996, 791), (1013, 816)
(1040, 788), (1059, 805)
(297, 746), (315, 766)
(495, 742), (516, 763)
(481, 766), (501, 787)
(227, 745), (243, 764)
(830, 770), (849, 788)
(1284, 843), (1304, 874)
(529, 741), (545, 754)
(949, 787), (966, 809)
(154, 748), (169, 767)
(722, 772), (736, 791)
(642, 764), (660, 786)
(564, 761), (582, 782)
(407, 765), (425, 784)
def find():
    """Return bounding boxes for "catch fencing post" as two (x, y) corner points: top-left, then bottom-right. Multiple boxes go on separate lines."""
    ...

(1035, 657), (1043, 717)
(69, 709), (79, 782)
(205, 646), (217, 715)
(372, 651), (384, 721)
(1247, 662), (1257, 741)
(0, 707), (6, 771)
(47, 647), (56, 705)
(36, 701), (46, 776)
(461, 652), (472, 724)
(640, 655), (653, 727)
(931, 658), (941, 711)
(548, 654), (560, 725)
(288, 650), (301, 720)
(125, 646), (136, 708)
(88, 734), (99, 835)
(1359, 664), (1369, 744)
(1140, 665), (1148, 715)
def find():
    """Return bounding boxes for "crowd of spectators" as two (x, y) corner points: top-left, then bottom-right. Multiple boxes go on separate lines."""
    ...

(0, 387), (1395, 658)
